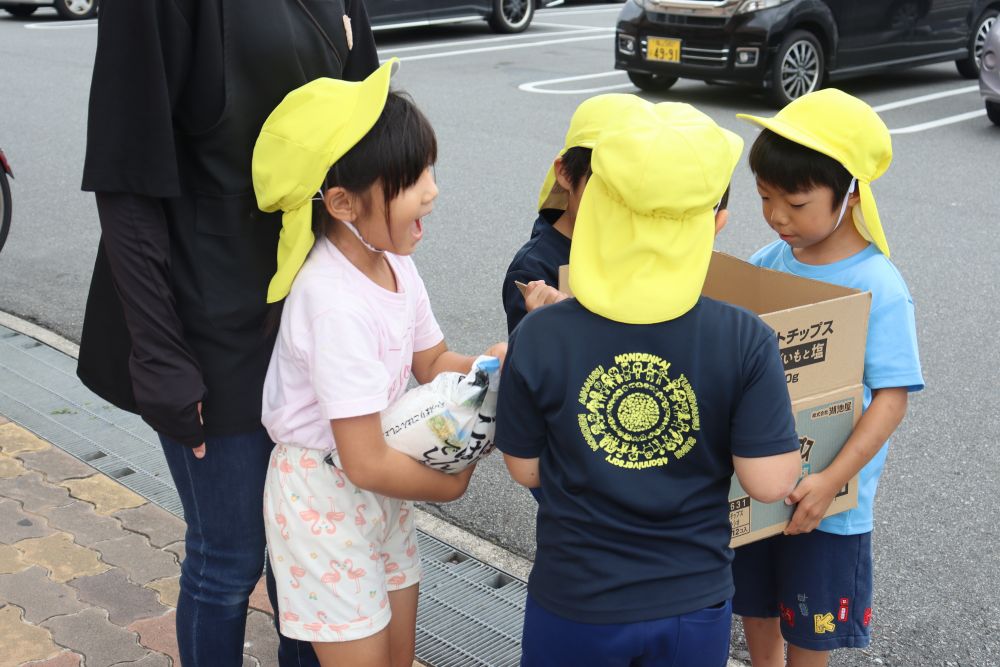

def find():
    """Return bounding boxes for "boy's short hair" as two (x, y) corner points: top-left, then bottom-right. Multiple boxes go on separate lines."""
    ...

(559, 146), (593, 190)
(749, 129), (852, 208)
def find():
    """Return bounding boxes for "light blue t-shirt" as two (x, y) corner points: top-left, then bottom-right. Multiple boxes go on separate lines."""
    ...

(749, 241), (925, 535)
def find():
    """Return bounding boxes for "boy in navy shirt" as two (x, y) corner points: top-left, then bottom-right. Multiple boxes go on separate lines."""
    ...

(495, 100), (803, 667)
(501, 94), (643, 334)
(732, 90), (924, 667)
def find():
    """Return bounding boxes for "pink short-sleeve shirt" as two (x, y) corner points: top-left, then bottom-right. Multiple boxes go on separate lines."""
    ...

(262, 238), (444, 452)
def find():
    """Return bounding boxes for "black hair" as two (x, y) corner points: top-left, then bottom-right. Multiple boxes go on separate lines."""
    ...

(748, 129), (852, 210)
(314, 90), (438, 236)
(267, 90), (437, 335)
(559, 146), (593, 191)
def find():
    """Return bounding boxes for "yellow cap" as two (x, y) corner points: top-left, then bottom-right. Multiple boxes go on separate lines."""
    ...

(537, 93), (646, 212)
(737, 88), (893, 256)
(569, 102), (744, 324)
(252, 59), (398, 303)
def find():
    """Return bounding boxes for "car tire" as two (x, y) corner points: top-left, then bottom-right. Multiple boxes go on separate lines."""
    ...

(488, 0), (533, 34)
(766, 30), (825, 108)
(53, 0), (98, 20)
(956, 9), (997, 79)
(4, 5), (38, 16)
(627, 71), (679, 92)
(987, 100), (1000, 126)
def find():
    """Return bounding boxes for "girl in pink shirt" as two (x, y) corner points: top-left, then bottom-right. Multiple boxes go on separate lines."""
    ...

(253, 63), (505, 667)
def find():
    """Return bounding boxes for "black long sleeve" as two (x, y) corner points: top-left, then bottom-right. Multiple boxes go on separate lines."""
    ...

(95, 193), (205, 447)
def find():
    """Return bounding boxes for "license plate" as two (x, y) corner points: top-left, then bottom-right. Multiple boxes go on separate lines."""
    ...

(646, 37), (681, 63)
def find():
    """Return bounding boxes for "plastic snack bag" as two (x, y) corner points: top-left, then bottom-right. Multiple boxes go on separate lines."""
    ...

(381, 355), (500, 473)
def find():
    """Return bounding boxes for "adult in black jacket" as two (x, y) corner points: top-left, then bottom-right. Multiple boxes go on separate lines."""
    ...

(78, 1), (379, 664)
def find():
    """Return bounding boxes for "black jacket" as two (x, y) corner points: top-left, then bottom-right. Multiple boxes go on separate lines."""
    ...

(78, 0), (379, 446)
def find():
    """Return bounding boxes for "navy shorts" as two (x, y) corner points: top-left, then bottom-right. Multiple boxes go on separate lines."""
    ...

(732, 530), (873, 651)
(520, 594), (732, 667)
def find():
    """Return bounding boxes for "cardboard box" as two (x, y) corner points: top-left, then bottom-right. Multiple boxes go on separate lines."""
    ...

(559, 252), (872, 546)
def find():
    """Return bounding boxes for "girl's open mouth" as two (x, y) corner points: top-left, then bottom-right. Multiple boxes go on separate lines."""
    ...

(412, 218), (423, 240)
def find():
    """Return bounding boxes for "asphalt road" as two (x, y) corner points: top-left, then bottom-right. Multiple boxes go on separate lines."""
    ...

(1, 5), (998, 665)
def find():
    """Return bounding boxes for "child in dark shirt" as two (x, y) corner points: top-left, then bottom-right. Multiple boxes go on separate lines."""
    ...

(495, 100), (803, 667)
(501, 94), (643, 334)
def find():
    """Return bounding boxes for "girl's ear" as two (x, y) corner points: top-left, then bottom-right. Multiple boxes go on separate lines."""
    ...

(324, 187), (356, 222)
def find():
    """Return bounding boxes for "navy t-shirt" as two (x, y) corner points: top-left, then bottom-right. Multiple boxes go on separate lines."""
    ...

(495, 297), (799, 624)
(501, 211), (570, 334)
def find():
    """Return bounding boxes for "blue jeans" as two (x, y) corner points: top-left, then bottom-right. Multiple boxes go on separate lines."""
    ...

(160, 429), (319, 667)
(520, 594), (733, 667)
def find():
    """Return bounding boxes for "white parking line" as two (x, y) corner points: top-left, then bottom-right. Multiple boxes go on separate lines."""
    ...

(25, 20), (97, 29)
(873, 85), (980, 112)
(384, 26), (604, 54)
(519, 70), (631, 94)
(382, 32), (611, 63)
(536, 6), (624, 17)
(889, 109), (987, 134)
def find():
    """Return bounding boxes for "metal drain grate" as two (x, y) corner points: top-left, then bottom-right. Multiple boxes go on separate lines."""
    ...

(0, 323), (528, 667)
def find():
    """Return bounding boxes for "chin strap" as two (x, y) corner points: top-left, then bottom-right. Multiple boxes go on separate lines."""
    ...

(832, 178), (857, 232)
(338, 218), (384, 254)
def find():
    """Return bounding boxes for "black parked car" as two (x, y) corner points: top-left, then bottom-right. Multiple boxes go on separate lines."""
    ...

(369, 0), (557, 33)
(615, 0), (999, 106)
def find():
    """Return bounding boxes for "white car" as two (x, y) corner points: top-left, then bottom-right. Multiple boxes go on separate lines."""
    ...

(1, 0), (97, 20)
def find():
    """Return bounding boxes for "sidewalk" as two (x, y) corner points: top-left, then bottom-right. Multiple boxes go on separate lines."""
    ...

(0, 414), (428, 667)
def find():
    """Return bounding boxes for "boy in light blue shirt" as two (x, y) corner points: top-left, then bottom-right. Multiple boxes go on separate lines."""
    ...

(732, 90), (924, 667)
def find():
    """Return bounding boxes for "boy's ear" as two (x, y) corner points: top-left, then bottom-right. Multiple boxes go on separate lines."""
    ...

(324, 187), (355, 222)
(714, 208), (729, 237)
(554, 156), (573, 191)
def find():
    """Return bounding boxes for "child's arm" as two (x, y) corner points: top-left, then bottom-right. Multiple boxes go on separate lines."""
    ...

(502, 453), (540, 489)
(733, 451), (802, 504)
(784, 386), (908, 534)
(411, 340), (508, 384)
(331, 413), (475, 502)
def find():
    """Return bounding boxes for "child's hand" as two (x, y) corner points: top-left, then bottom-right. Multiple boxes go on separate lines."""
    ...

(524, 280), (568, 313)
(783, 471), (842, 534)
(485, 342), (508, 369)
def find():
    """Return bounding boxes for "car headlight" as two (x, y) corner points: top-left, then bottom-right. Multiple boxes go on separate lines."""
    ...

(735, 0), (792, 14)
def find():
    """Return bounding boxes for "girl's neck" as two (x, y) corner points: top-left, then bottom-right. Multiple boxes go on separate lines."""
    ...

(327, 220), (398, 292)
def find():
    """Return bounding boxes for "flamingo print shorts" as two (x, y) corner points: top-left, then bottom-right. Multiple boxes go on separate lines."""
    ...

(263, 444), (421, 642)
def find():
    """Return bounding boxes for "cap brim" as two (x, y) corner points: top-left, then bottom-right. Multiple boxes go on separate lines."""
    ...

(569, 174), (714, 325)
(736, 113), (845, 169)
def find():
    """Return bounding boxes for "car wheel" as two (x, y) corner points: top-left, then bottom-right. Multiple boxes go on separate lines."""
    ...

(627, 71), (679, 92)
(54, 0), (98, 20)
(956, 9), (997, 79)
(766, 30), (824, 108)
(987, 101), (1000, 126)
(4, 5), (38, 16)
(488, 0), (533, 34)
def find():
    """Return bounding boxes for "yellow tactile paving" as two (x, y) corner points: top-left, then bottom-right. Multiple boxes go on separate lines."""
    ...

(0, 544), (29, 575)
(16, 533), (109, 583)
(0, 423), (50, 457)
(146, 576), (180, 608)
(60, 475), (145, 516)
(0, 452), (28, 478)
(0, 605), (62, 667)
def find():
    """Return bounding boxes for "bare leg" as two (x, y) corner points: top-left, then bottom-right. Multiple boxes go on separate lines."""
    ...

(742, 616), (785, 667)
(309, 584), (420, 667)
(313, 628), (392, 667)
(786, 645), (829, 667)
(387, 584), (419, 667)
